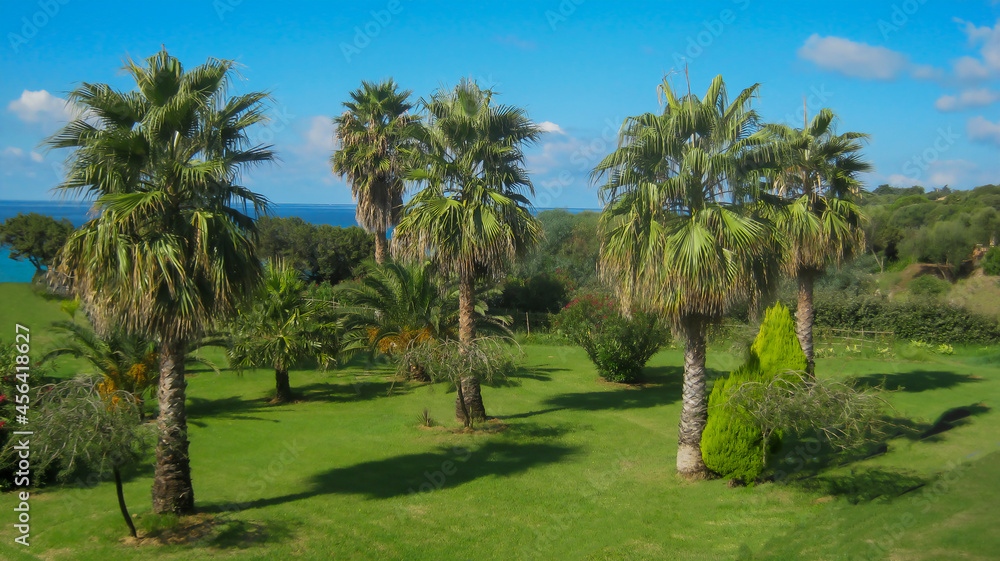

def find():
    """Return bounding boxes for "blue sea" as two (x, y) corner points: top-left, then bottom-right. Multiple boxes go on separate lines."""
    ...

(0, 200), (597, 283)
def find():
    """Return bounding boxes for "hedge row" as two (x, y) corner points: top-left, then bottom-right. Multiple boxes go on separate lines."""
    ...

(811, 295), (1000, 345)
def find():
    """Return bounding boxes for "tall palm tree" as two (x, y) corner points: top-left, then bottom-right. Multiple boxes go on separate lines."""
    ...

(47, 49), (273, 514)
(594, 75), (780, 478)
(393, 79), (542, 426)
(229, 260), (337, 403)
(332, 79), (418, 264)
(761, 108), (872, 375)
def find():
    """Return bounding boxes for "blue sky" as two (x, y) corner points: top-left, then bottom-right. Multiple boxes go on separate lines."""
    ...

(2, 0), (999, 208)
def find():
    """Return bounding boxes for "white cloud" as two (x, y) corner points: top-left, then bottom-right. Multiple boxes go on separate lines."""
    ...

(7, 90), (75, 123)
(968, 115), (1000, 145)
(797, 35), (910, 80)
(952, 55), (991, 81)
(934, 88), (1000, 112)
(537, 121), (566, 135)
(298, 115), (336, 154)
(30, 151), (43, 163)
(3, 147), (24, 157)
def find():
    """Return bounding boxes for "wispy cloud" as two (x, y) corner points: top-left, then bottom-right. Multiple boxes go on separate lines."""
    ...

(935, 88), (1000, 112)
(968, 115), (1000, 145)
(798, 35), (911, 80)
(493, 34), (537, 51)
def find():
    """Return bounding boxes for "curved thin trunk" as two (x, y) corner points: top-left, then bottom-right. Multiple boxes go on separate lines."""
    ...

(114, 466), (138, 538)
(677, 315), (708, 479)
(275, 368), (292, 403)
(455, 262), (486, 424)
(374, 230), (389, 265)
(151, 340), (195, 514)
(796, 269), (816, 377)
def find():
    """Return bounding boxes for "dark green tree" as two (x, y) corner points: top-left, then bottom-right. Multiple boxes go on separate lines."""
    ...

(0, 212), (74, 275)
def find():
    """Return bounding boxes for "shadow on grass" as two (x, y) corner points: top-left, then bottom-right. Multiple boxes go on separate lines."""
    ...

(849, 370), (984, 393)
(186, 379), (414, 422)
(791, 467), (928, 504)
(204, 441), (577, 511)
(538, 365), (685, 412)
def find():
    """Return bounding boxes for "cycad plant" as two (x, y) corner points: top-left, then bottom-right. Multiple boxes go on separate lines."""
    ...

(594, 75), (781, 478)
(228, 260), (339, 403)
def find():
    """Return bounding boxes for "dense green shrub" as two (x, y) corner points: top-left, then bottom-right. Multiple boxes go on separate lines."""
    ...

(701, 303), (806, 484)
(493, 272), (571, 313)
(552, 294), (669, 383)
(908, 274), (951, 297)
(983, 246), (1000, 276)
(812, 295), (1000, 344)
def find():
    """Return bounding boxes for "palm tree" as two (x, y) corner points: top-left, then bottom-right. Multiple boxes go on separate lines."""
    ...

(332, 79), (418, 264)
(229, 260), (338, 403)
(761, 108), (872, 375)
(47, 49), (274, 514)
(594, 75), (780, 478)
(393, 79), (542, 426)
(336, 259), (510, 380)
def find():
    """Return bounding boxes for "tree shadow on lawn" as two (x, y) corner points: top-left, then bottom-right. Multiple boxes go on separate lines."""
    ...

(536, 365), (699, 413)
(848, 369), (984, 393)
(789, 467), (929, 504)
(186, 380), (414, 422)
(203, 441), (577, 511)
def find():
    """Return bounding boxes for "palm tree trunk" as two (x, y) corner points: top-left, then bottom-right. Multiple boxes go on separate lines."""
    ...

(114, 466), (138, 538)
(795, 269), (816, 377)
(275, 368), (292, 403)
(374, 231), (389, 265)
(151, 339), (195, 514)
(677, 315), (708, 479)
(455, 262), (486, 424)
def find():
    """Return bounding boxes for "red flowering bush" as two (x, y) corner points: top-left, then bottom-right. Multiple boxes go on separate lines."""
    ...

(552, 294), (670, 383)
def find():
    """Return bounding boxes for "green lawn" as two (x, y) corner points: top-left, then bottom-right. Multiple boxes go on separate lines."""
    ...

(0, 283), (997, 560)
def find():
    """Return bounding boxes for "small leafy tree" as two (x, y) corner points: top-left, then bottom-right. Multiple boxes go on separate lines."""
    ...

(552, 294), (669, 383)
(1, 376), (152, 538)
(0, 212), (74, 276)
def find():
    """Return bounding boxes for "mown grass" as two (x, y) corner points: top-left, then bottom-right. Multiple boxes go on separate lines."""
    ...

(0, 283), (997, 560)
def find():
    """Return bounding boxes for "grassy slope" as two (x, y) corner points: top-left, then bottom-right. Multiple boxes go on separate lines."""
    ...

(0, 284), (996, 560)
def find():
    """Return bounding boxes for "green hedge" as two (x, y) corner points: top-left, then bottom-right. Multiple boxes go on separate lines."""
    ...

(812, 295), (1000, 344)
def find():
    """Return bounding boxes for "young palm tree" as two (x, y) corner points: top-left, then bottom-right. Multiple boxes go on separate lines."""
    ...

(761, 108), (872, 375)
(47, 49), (273, 514)
(393, 79), (542, 425)
(594, 75), (780, 478)
(332, 79), (418, 264)
(229, 260), (338, 403)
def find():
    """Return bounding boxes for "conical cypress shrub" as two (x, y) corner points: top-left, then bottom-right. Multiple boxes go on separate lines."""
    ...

(701, 303), (807, 483)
